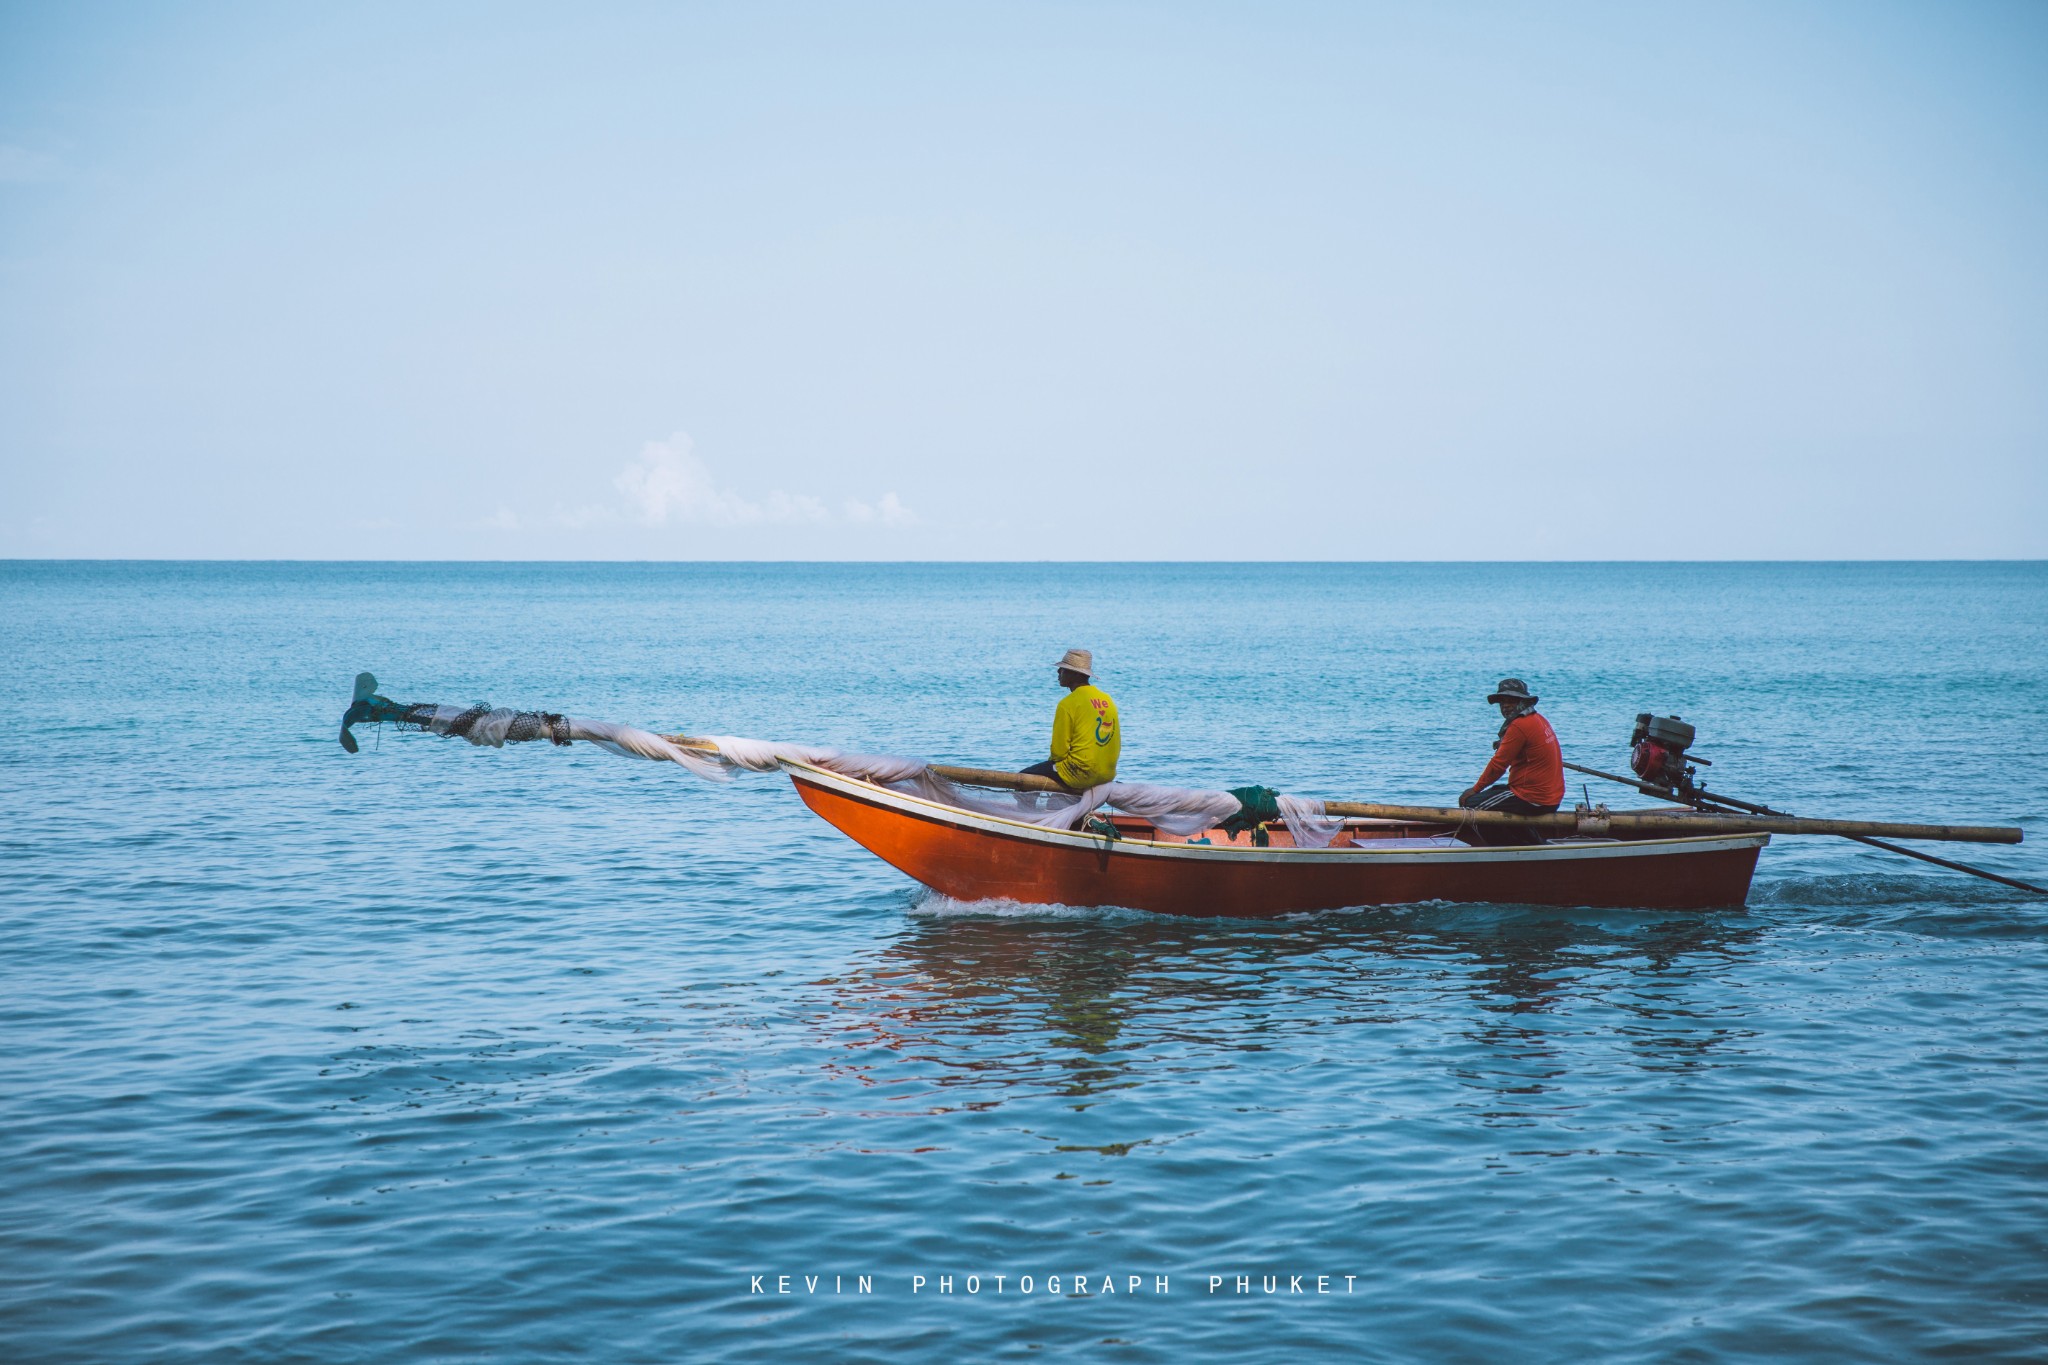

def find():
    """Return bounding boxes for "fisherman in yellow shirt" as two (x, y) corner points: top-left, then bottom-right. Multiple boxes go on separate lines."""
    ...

(1019, 648), (1121, 791)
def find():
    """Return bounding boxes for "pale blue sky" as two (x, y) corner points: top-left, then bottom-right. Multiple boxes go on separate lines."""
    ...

(2, 1), (2043, 559)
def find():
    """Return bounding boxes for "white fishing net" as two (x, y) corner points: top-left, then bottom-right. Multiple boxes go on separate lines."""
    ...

(382, 703), (1345, 848)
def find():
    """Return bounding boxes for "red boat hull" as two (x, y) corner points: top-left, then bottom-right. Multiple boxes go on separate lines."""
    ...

(786, 764), (1764, 917)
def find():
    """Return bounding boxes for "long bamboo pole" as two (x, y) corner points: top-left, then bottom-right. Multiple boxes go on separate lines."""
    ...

(659, 739), (1078, 796)
(928, 763), (1067, 791)
(934, 764), (2022, 845)
(661, 734), (2023, 845)
(1321, 801), (2019, 843)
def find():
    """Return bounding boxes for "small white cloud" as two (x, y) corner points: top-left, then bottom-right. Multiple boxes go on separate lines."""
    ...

(0, 146), (59, 184)
(615, 433), (763, 526)
(877, 492), (915, 526)
(480, 506), (520, 531)
(613, 432), (915, 529)
(845, 492), (918, 526)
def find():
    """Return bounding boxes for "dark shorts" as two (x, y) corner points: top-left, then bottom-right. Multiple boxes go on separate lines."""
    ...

(1459, 785), (1554, 816)
(1457, 784), (1560, 846)
(1019, 759), (1076, 791)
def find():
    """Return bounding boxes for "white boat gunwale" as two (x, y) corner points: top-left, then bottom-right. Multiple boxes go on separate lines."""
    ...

(780, 759), (1771, 866)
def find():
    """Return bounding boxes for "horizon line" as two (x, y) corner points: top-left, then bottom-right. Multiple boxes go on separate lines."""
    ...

(5, 557), (2045, 567)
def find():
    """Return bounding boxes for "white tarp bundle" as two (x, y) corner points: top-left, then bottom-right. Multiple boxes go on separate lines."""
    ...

(408, 705), (1347, 849)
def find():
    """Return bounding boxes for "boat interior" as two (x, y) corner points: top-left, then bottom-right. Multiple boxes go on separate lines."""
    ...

(1094, 815), (1469, 850)
(1082, 814), (1681, 850)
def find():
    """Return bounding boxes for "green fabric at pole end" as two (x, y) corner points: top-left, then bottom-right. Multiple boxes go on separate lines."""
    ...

(1222, 786), (1280, 844)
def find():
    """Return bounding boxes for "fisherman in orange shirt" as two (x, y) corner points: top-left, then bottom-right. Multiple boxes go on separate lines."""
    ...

(1459, 678), (1565, 845)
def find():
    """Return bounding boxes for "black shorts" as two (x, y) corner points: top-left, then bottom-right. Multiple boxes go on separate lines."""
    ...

(1459, 784), (1554, 816)
(1018, 759), (1076, 791)
(1457, 784), (1559, 846)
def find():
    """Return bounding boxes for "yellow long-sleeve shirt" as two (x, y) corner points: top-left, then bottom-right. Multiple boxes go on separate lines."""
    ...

(1051, 684), (1120, 788)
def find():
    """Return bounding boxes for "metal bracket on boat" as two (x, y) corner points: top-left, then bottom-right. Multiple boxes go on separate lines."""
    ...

(1574, 803), (1612, 836)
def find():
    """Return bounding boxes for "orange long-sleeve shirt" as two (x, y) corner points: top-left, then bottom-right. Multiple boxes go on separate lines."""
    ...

(1475, 712), (1565, 807)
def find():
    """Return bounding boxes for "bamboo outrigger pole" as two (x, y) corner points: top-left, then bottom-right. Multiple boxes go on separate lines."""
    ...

(925, 761), (2021, 845)
(1320, 801), (2019, 843)
(661, 737), (2024, 846)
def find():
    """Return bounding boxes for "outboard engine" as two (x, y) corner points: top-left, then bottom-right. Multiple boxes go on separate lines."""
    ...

(1630, 713), (1700, 794)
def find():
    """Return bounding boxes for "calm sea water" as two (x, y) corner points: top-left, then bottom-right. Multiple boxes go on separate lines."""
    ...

(3, 561), (2045, 1363)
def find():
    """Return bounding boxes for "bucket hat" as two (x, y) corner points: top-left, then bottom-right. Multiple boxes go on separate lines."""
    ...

(1055, 648), (1095, 678)
(1486, 677), (1537, 704)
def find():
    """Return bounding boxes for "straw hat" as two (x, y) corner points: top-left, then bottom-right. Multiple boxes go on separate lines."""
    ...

(1486, 677), (1537, 704)
(1054, 648), (1095, 678)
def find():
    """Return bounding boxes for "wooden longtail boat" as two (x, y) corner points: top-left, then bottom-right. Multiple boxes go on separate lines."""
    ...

(330, 674), (2036, 904)
(783, 760), (1768, 916)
